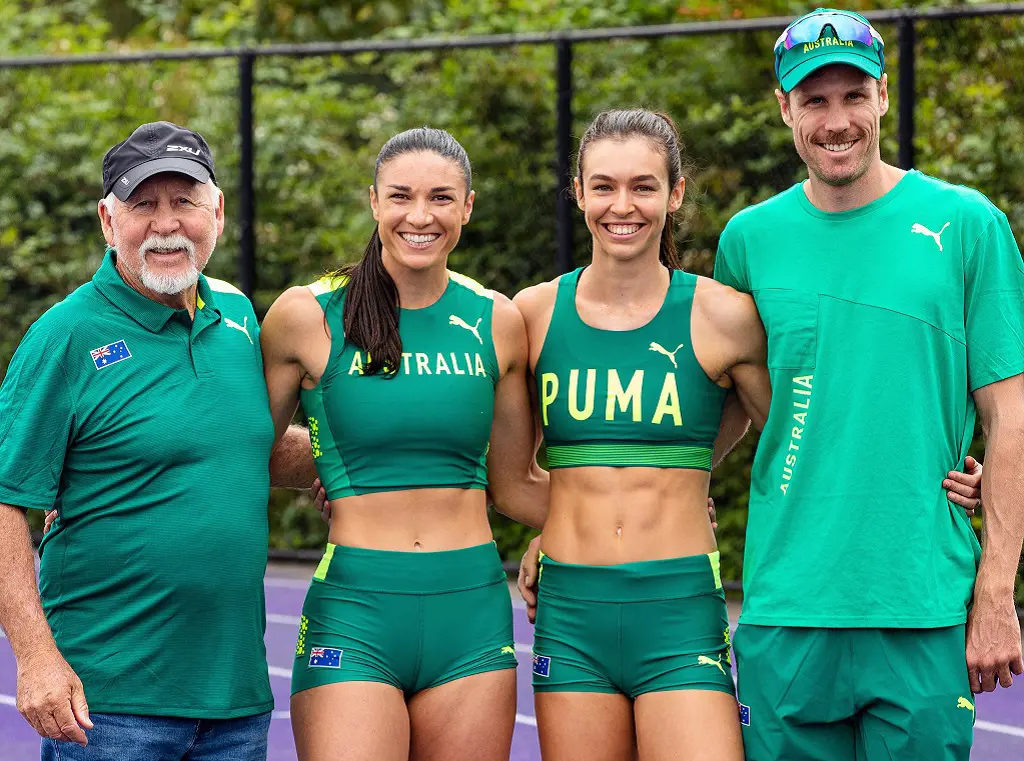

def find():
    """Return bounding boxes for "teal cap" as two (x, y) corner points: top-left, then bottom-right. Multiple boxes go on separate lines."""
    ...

(775, 8), (885, 92)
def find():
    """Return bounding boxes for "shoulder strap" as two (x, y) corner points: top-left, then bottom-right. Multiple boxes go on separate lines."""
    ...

(550, 267), (584, 321)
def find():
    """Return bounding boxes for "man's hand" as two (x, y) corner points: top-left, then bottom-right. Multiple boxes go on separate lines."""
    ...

(16, 646), (92, 745)
(43, 510), (57, 535)
(310, 478), (330, 523)
(966, 585), (1024, 693)
(518, 534), (542, 624)
(944, 456), (983, 516)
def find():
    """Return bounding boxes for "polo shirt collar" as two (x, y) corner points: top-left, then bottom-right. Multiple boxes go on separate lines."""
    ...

(92, 248), (222, 332)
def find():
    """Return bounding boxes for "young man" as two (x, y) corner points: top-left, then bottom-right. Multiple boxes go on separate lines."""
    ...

(714, 9), (1024, 760)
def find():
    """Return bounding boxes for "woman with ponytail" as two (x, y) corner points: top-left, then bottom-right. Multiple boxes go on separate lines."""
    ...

(260, 127), (547, 761)
(514, 109), (771, 760)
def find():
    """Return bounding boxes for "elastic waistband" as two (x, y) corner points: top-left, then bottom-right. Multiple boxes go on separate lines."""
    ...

(539, 551), (722, 602)
(546, 443), (713, 470)
(312, 542), (505, 594)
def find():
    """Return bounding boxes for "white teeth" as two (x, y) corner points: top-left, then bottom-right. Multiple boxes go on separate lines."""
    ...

(823, 142), (854, 152)
(400, 233), (440, 244)
(607, 224), (641, 235)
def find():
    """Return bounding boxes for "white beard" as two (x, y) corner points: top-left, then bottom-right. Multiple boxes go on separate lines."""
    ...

(134, 233), (206, 295)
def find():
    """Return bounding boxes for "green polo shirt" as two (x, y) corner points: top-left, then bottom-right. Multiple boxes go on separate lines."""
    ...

(0, 249), (275, 718)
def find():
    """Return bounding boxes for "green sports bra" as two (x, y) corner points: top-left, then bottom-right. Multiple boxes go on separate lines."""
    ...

(535, 267), (727, 470)
(300, 272), (500, 499)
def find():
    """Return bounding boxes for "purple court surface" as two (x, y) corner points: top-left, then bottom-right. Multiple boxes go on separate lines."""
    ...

(1, 566), (1022, 760)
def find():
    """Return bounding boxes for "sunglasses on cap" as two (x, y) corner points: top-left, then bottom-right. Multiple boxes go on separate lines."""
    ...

(774, 11), (885, 54)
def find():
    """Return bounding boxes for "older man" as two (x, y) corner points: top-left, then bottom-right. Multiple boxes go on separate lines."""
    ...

(714, 9), (1024, 760)
(0, 122), (312, 760)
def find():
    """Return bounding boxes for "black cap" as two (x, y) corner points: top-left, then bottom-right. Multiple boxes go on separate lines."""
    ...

(102, 121), (217, 201)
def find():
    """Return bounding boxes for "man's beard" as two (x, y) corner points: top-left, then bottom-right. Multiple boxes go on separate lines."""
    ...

(133, 233), (206, 295)
(804, 132), (870, 187)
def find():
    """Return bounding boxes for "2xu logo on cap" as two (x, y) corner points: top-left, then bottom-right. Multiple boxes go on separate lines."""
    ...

(167, 145), (202, 156)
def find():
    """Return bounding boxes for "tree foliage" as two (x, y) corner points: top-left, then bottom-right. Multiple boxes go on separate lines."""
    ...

(1, 0), (1021, 601)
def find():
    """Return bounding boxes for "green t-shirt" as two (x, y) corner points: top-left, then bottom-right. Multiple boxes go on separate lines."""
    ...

(715, 170), (1024, 628)
(0, 250), (275, 718)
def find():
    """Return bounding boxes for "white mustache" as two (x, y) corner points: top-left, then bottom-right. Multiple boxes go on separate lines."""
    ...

(139, 234), (196, 259)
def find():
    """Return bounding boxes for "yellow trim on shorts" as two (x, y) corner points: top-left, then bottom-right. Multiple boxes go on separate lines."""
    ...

(708, 550), (722, 590)
(313, 543), (336, 581)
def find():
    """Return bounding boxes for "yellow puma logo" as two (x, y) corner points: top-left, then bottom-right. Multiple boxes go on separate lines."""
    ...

(957, 696), (975, 712)
(449, 314), (483, 344)
(649, 341), (685, 369)
(697, 655), (726, 676)
(500, 645), (515, 655)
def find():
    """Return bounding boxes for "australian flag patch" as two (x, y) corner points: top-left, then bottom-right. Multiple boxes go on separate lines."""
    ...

(739, 703), (751, 726)
(90, 340), (132, 370)
(532, 653), (551, 678)
(308, 646), (342, 669)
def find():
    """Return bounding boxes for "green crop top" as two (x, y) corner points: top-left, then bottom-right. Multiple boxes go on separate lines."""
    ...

(535, 267), (727, 470)
(300, 272), (500, 498)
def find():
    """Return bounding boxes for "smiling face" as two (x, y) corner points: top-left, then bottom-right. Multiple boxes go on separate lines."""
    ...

(575, 136), (684, 263)
(99, 173), (224, 298)
(370, 151), (474, 273)
(778, 65), (888, 187)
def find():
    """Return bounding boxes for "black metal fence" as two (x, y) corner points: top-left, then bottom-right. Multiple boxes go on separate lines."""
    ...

(2, 3), (1024, 300)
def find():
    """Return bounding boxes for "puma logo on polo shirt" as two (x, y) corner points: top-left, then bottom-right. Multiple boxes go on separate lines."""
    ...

(224, 316), (252, 344)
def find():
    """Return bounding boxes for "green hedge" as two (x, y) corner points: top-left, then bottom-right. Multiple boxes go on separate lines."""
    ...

(2, 1), (1022, 602)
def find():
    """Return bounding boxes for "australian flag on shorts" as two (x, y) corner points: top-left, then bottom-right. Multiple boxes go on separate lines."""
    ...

(90, 340), (132, 370)
(739, 703), (751, 726)
(308, 647), (342, 669)
(532, 653), (551, 678)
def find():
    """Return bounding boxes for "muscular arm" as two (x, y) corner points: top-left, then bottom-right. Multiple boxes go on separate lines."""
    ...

(974, 375), (1024, 596)
(968, 374), (1024, 691)
(486, 294), (549, 530)
(260, 286), (326, 446)
(693, 278), (771, 430)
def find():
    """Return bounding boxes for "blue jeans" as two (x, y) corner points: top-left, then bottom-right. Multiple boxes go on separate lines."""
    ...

(41, 711), (272, 761)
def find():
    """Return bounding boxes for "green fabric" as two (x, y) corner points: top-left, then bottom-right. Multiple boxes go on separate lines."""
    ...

(536, 267), (728, 470)
(300, 272), (498, 499)
(714, 170), (1024, 628)
(291, 542), (516, 695)
(734, 624), (974, 760)
(0, 249), (274, 718)
(545, 443), (712, 469)
(532, 552), (733, 696)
